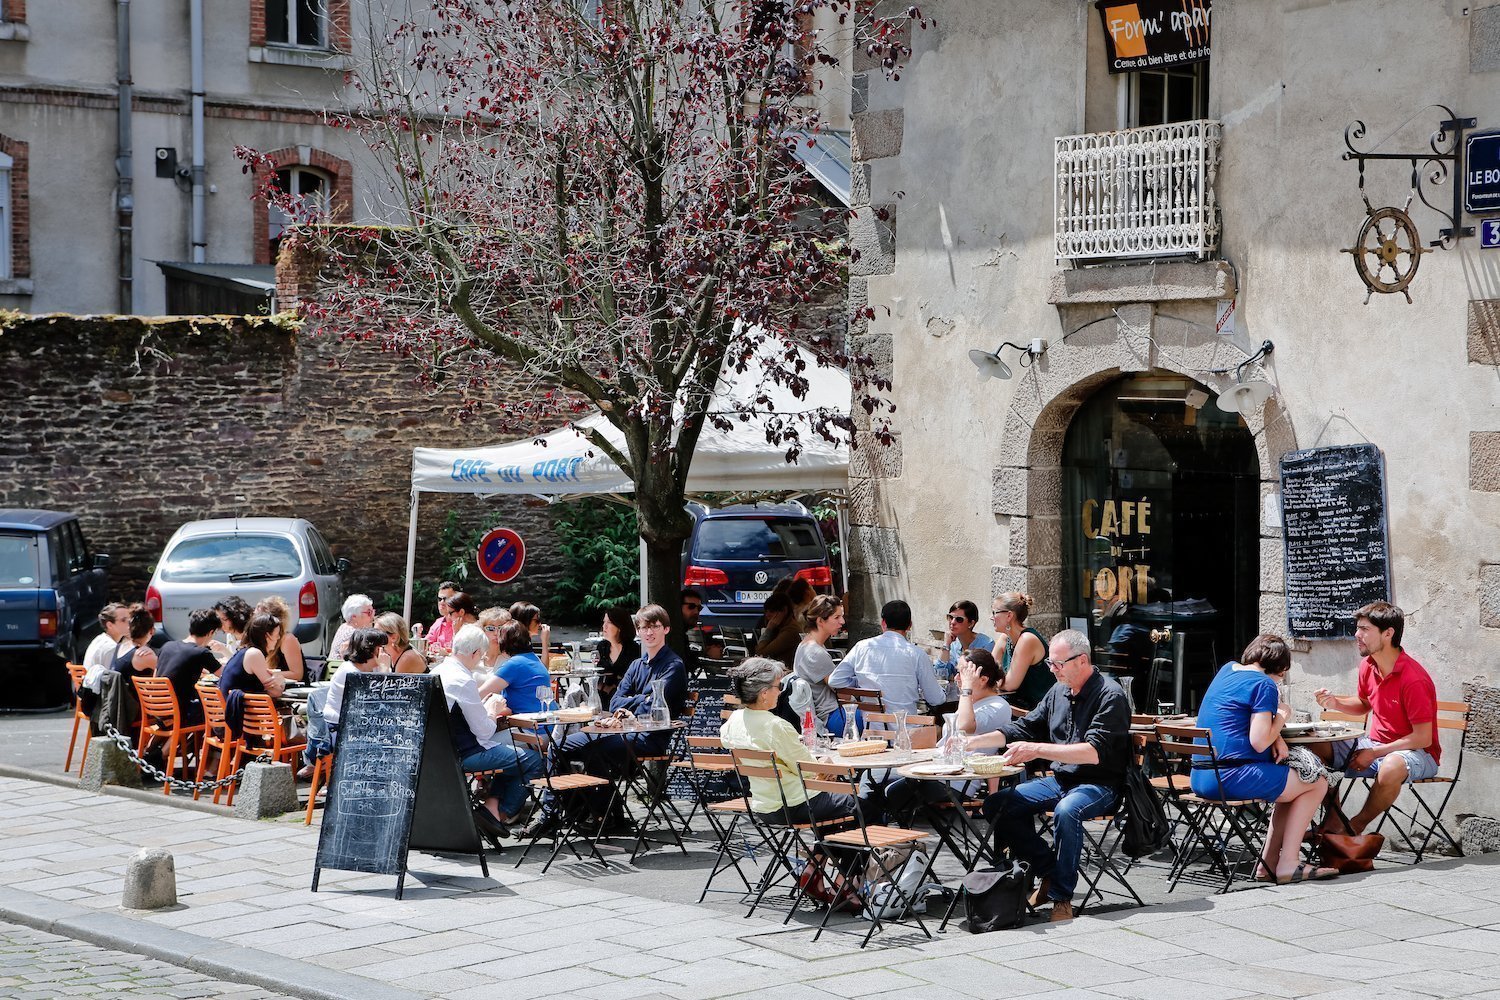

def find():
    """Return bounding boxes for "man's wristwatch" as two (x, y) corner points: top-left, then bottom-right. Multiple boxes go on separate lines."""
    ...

(959, 689), (974, 697)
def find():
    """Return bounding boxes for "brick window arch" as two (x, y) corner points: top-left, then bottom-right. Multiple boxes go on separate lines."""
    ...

(250, 0), (351, 52)
(0, 133), (30, 281)
(253, 146), (353, 265)
(1, 2), (26, 23)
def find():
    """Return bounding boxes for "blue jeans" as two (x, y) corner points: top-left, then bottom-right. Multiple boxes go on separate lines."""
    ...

(982, 776), (1119, 903)
(462, 742), (544, 819)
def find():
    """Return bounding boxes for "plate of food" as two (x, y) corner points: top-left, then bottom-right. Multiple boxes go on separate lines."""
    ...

(908, 761), (966, 777)
(1282, 721), (1317, 736)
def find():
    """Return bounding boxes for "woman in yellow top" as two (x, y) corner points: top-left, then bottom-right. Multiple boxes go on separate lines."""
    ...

(719, 658), (855, 826)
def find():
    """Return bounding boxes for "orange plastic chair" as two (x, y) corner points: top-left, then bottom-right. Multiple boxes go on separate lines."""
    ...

(131, 676), (207, 796)
(194, 686), (239, 804)
(64, 662), (90, 775)
(225, 694), (308, 807)
(305, 751), (334, 826)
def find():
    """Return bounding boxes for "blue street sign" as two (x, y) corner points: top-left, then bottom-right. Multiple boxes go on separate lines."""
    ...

(1483, 219), (1500, 249)
(1466, 131), (1500, 215)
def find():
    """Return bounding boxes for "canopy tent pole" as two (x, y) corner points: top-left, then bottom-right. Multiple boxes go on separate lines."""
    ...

(639, 536), (648, 606)
(402, 488), (420, 623)
(835, 496), (849, 597)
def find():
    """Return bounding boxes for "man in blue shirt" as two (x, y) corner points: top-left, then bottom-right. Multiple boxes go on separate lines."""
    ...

(828, 600), (944, 714)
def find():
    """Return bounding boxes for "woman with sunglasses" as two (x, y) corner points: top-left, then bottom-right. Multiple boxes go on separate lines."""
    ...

(933, 600), (994, 713)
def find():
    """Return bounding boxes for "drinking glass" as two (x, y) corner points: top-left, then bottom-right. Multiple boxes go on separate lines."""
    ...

(536, 684), (556, 722)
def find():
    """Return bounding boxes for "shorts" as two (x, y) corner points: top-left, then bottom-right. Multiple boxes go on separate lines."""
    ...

(1332, 734), (1439, 783)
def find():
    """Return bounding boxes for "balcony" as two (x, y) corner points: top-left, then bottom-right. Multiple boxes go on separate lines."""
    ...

(1055, 119), (1222, 263)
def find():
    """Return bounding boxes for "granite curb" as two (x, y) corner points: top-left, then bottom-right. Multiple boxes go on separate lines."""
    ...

(0, 884), (427, 1000)
(0, 761), (255, 817)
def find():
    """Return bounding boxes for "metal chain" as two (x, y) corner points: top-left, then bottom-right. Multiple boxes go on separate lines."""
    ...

(99, 723), (271, 795)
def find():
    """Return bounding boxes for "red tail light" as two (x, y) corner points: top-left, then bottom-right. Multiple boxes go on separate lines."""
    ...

(298, 581), (319, 619)
(144, 585), (163, 623)
(795, 566), (833, 588)
(683, 565), (729, 587)
(38, 611), (57, 640)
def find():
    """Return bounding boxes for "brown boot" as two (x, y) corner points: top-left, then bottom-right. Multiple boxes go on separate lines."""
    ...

(1049, 899), (1075, 923)
(1027, 876), (1052, 910)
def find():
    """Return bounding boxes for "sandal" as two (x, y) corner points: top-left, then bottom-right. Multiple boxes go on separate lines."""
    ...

(1253, 864), (1276, 883)
(1277, 863), (1339, 884)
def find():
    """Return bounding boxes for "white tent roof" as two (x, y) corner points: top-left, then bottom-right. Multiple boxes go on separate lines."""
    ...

(410, 340), (850, 498)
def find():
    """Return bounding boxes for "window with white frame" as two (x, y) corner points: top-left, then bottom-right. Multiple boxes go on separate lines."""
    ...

(0, 151), (13, 280)
(267, 165), (330, 262)
(266, 0), (328, 48)
(1127, 62), (1209, 128)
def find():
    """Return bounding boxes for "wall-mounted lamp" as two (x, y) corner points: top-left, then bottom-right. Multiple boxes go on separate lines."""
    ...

(1215, 339), (1276, 414)
(968, 338), (1047, 380)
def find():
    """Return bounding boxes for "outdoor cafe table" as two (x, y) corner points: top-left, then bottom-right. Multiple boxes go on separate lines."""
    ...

(1281, 721), (1365, 745)
(893, 761), (1024, 874)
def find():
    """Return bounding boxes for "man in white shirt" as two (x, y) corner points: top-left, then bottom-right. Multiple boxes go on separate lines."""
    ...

(80, 603), (131, 694)
(828, 600), (944, 714)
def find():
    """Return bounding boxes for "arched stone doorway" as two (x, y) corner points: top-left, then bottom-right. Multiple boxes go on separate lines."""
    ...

(989, 306), (1298, 710)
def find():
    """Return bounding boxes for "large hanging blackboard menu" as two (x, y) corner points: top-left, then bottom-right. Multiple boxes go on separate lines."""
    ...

(1279, 444), (1391, 640)
(312, 673), (487, 898)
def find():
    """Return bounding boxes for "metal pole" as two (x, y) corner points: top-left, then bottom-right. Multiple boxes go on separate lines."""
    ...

(115, 0), (133, 312)
(402, 489), (420, 623)
(835, 496), (849, 597)
(189, 0), (206, 263)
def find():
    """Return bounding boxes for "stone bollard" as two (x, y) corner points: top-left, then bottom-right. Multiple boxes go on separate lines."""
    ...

(122, 847), (177, 910)
(233, 761), (298, 820)
(79, 736), (143, 791)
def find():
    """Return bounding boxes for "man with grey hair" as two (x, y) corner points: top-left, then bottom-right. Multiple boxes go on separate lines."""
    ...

(967, 628), (1131, 922)
(329, 593), (375, 661)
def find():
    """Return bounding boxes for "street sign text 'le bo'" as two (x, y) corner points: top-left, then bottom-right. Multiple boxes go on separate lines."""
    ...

(476, 527), (526, 585)
(1465, 131), (1500, 215)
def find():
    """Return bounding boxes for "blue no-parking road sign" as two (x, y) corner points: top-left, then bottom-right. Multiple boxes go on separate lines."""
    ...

(476, 528), (526, 584)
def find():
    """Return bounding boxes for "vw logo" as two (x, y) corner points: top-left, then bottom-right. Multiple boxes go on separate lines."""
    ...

(754, 571), (768, 585)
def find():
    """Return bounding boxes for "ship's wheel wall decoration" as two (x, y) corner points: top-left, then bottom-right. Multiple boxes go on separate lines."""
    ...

(1341, 106), (1475, 304)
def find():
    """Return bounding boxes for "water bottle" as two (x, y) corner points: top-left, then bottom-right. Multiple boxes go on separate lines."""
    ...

(802, 710), (818, 751)
(842, 706), (860, 742)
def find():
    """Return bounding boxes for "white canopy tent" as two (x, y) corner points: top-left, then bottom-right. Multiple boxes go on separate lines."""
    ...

(403, 340), (852, 617)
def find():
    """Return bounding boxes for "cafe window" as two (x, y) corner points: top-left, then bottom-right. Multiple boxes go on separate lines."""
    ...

(1061, 374), (1258, 711)
(1127, 62), (1208, 127)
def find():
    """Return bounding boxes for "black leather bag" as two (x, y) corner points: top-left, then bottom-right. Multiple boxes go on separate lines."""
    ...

(962, 861), (1032, 933)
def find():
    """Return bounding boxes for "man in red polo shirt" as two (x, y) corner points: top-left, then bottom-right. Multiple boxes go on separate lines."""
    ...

(1312, 601), (1439, 834)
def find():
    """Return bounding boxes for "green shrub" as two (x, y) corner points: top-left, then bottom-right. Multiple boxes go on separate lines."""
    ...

(548, 499), (640, 623)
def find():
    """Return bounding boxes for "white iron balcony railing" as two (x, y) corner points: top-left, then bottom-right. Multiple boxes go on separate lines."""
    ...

(1055, 119), (1222, 262)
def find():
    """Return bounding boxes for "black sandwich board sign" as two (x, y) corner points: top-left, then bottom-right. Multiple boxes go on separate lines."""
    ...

(1465, 130), (1500, 215)
(1278, 444), (1392, 641)
(312, 673), (488, 898)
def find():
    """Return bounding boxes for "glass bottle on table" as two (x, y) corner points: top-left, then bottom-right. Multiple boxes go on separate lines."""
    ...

(649, 677), (670, 727)
(893, 709), (912, 753)
(841, 705), (860, 742)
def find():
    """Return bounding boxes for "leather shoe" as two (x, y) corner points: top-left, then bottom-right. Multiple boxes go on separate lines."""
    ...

(472, 806), (509, 845)
(1049, 899), (1075, 923)
(1027, 876), (1052, 910)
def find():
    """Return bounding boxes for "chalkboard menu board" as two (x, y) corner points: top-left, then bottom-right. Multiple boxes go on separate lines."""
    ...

(312, 673), (487, 897)
(1279, 444), (1391, 640)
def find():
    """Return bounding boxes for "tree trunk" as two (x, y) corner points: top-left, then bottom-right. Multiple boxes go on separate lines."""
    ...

(634, 460), (695, 653)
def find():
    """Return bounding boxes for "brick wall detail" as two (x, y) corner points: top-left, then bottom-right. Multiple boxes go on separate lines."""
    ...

(2, 1), (26, 24)
(0, 132), (28, 278)
(0, 316), (565, 606)
(250, 0), (351, 52)
(252, 146), (354, 266)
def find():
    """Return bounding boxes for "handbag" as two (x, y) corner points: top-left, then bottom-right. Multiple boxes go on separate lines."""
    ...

(962, 860), (1033, 933)
(1314, 830), (1384, 874)
(794, 860), (863, 914)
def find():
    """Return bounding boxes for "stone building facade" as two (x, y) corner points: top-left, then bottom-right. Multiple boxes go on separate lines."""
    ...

(846, 2), (1500, 832)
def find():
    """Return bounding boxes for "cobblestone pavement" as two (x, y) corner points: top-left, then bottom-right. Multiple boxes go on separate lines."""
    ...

(0, 919), (294, 999)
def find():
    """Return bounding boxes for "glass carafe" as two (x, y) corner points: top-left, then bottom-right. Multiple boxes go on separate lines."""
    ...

(649, 677), (670, 726)
(582, 673), (602, 715)
(893, 709), (912, 753)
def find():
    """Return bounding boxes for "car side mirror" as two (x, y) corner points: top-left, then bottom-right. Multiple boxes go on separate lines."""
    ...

(335, 557), (352, 574)
(93, 553), (111, 569)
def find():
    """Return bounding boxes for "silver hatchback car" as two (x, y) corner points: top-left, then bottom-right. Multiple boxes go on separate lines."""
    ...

(145, 518), (349, 657)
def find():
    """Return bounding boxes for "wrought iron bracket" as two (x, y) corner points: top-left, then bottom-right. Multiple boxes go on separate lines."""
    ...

(1343, 105), (1476, 248)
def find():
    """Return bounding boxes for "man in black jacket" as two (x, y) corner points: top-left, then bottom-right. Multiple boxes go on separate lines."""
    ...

(968, 629), (1131, 923)
(152, 608), (221, 728)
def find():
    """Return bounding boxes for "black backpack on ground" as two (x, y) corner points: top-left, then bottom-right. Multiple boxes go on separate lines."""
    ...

(1121, 763), (1171, 859)
(962, 860), (1032, 932)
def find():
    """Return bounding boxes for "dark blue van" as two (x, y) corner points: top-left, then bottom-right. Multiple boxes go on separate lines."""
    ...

(682, 502), (833, 630)
(0, 510), (110, 664)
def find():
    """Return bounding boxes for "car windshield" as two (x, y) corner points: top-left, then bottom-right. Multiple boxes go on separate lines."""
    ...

(160, 535), (302, 583)
(0, 534), (41, 587)
(694, 518), (824, 561)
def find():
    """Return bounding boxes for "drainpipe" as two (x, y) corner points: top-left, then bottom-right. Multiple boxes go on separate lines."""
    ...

(189, 0), (206, 263)
(114, 0), (133, 312)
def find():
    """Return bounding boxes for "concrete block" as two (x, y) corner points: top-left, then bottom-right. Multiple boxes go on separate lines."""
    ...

(79, 736), (143, 791)
(121, 848), (177, 911)
(1028, 466), (1062, 515)
(851, 161), (873, 207)
(991, 565), (1027, 597)
(1460, 816), (1500, 855)
(850, 72), (869, 116)
(851, 433), (901, 479)
(1473, 6), (1500, 72)
(1469, 300), (1500, 364)
(1008, 516), (1028, 564)
(233, 762), (299, 820)
(848, 526), (902, 577)
(991, 465), (1027, 516)
(1260, 536), (1285, 592)
(847, 477), (881, 527)
(1472, 433), (1500, 492)
(1047, 260), (1236, 304)
(849, 203), (896, 276)
(852, 108), (904, 162)
(1467, 682), (1500, 759)
(1482, 564), (1500, 629)
(851, 330), (893, 383)
(1027, 515), (1063, 567)
(1259, 592), (1287, 637)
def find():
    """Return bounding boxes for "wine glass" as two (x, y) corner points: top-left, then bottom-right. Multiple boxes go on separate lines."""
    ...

(536, 684), (556, 722)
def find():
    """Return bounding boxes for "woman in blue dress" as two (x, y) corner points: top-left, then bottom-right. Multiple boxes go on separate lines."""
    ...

(1192, 634), (1337, 884)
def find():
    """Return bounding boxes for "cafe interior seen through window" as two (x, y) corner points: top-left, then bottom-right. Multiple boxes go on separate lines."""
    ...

(1061, 374), (1257, 711)
(1128, 61), (1208, 127)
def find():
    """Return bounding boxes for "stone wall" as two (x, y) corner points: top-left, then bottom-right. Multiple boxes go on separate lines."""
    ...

(0, 313), (565, 613)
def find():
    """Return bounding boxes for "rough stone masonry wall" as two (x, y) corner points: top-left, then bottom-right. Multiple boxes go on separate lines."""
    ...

(0, 314), (563, 611)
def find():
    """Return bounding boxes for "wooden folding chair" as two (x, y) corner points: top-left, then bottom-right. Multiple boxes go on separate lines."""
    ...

(677, 736), (757, 901)
(64, 662), (90, 775)
(511, 720), (616, 874)
(1341, 702), (1469, 862)
(862, 712), (938, 749)
(835, 687), (886, 714)
(131, 676), (206, 796)
(1153, 723), (1268, 893)
(194, 686), (238, 804)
